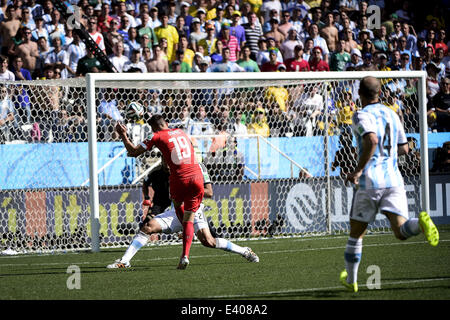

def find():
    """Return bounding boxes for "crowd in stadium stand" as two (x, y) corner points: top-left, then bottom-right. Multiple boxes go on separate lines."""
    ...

(0, 0), (449, 147)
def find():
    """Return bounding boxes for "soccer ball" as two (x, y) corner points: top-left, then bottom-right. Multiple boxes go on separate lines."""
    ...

(126, 101), (144, 122)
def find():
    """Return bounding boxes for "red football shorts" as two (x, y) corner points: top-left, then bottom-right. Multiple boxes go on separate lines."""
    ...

(170, 176), (204, 212)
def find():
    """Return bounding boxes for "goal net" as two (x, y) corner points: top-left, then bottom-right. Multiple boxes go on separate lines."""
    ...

(0, 71), (428, 254)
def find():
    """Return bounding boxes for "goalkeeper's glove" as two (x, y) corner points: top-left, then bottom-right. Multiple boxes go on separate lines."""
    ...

(142, 197), (152, 207)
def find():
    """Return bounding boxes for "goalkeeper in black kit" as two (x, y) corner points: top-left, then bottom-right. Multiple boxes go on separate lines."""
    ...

(107, 160), (259, 269)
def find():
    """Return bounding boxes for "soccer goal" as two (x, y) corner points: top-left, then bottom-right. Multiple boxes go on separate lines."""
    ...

(0, 71), (429, 254)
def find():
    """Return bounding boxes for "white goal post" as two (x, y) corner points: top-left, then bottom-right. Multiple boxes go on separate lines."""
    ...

(86, 71), (429, 253)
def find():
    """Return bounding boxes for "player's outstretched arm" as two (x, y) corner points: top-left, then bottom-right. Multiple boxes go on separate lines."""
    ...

(115, 122), (146, 157)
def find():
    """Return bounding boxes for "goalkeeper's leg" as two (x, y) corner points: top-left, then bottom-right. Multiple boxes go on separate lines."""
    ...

(107, 217), (162, 269)
(196, 220), (259, 263)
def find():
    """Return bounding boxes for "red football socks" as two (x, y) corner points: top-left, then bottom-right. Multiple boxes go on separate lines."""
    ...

(182, 221), (194, 258)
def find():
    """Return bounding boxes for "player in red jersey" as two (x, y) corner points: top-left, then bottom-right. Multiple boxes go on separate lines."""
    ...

(115, 114), (204, 269)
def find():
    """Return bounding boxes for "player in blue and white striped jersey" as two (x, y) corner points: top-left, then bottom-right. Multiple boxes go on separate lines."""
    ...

(339, 76), (439, 293)
(351, 99), (406, 190)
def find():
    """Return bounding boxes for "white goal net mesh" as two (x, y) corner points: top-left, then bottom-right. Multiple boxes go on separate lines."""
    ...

(0, 75), (423, 253)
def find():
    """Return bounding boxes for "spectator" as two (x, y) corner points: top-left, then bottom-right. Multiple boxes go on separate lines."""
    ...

(262, 9), (281, 33)
(430, 77), (450, 132)
(382, 86), (404, 124)
(170, 60), (181, 73)
(97, 89), (124, 141)
(243, 11), (263, 60)
(98, 3), (113, 33)
(20, 7), (35, 31)
(264, 18), (285, 47)
(354, 15), (374, 40)
(198, 22), (217, 56)
(167, 1), (178, 26)
(399, 52), (412, 71)
(0, 55), (15, 80)
(398, 136), (421, 176)
(309, 23), (329, 63)
(279, 28), (303, 60)
(343, 27), (358, 52)
(118, 15), (132, 42)
(330, 39), (351, 71)
(0, 85), (15, 143)
(302, 37), (314, 61)
(31, 16), (49, 44)
(335, 87), (356, 136)
(373, 25), (389, 53)
(0, 5), (21, 56)
(285, 44), (310, 71)
(237, 45), (260, 72)
(230, 11), (246, 46)
(112, 1), (137, 28)
(290, 6), (305, 35)
(189, 17), (206, 52)
(170, 105), (194, 131)
(232, 108), (248, 135)
(219, 22), (240, 62)
(388, 49), (402, 70)
(179, 1), (193, 29)
(435, 29), (448, 55)
(154, 12), (179, 63)
(320, 12), (339, 53)
(389, 20), (403, 43)
(299, 16), (312, 43)
(45, 37), (69, 79)
(87, 17), (106, 53)
(178, 34), (195, 68)
(208, 46), (245, 72)
(397, 36), (412, 65)
(331, 133), (358, 179)
(431, 141), (450, 173)
(123, 49), (147, 73)
(10, 56), (32, 81)
(261, 47), (283, 71)
(309, 46), (330, 71)
(310, 7), (324, 29)
(434, 47), (446, 81)
(14, 27), (39, 76)
(204, 135), (245, 183)
(247, 106), (270, 137)
(146, 44), (169, 73)
(45, 8), (65, 46)
(278, 10), (293, 38)
(395, 0), (414, 24)
(426, 61), (442, 99)
(357, 52), (378, 71)
(76, 50), (105, 77)
(108, 40), (130, 73)
(189, 105), (214, 136)
(294, 85), (323, 136)
(40, 0), (53, 24)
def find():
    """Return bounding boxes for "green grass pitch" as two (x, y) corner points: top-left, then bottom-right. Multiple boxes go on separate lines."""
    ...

(1, 225), (449, 300)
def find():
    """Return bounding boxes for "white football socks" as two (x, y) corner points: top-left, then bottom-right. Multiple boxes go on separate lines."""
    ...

(215, 238), (247, 256)
(344, 237), (363, 284)
(400, 218), (421, 239)
(121, 231), (149, 264)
